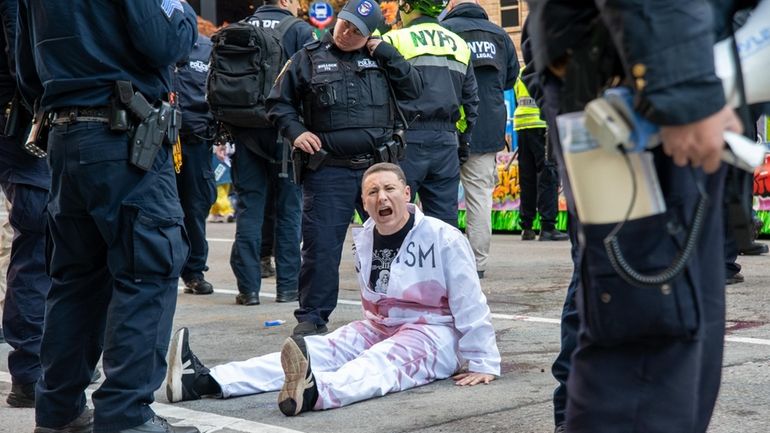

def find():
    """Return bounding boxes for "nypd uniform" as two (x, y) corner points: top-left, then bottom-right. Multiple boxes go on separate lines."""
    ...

(227, 5), (315, 304)
(527, 0), (753, 431)
(440, 3), (518, 273)
(383, 17), (479, 227)
(267, 19), (422, 329)
(174, 34), (217, 288)
(16, 1), (197, 431)
(513, 65), (561, 236)
(0, 0), (51, 405)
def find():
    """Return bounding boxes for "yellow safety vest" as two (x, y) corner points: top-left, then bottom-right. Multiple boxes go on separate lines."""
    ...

(513, 68), (546, 131)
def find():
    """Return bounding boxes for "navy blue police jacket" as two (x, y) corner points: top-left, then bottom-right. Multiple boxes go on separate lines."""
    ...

(441, 3), (519, 154)
(266, 32), (423, 157)
(175, 35), (215, 137)
(0, 0), (49, 190)
(16, 1), (198, 111)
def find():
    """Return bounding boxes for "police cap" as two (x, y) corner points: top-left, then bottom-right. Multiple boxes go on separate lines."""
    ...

(338, 0), (382, 38)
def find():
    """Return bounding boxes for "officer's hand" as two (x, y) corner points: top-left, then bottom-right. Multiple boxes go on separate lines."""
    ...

(660, 105), (743, 174)
(214, 144), (227, 162)
(366, 38), (382, 56)
(458, 142), (470, 165)
(452, 372), (495, 386)
(293, 131), (323, 154)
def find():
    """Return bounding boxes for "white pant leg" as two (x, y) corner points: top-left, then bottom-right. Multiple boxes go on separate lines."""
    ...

(0, 199), (12, 318)
(460, 153), (498, 272)
(210, 320), (390, 398)
(314, 324), (462, 410)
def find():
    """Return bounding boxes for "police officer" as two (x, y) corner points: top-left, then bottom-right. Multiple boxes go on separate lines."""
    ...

(227, 0), (315, 306)
(440, 0), (518, 278)
(16, 1), (199, 432)
(382, 0), (479, 228)
(512, 58), (567, 242)
(175, 33), (217, 295)
(0, 0), (51, 409)
(527, 0), (748, 432)
(267, 0), (422, 336)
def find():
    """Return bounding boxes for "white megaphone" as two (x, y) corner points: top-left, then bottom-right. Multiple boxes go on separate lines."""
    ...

(715, 0), (770, 108)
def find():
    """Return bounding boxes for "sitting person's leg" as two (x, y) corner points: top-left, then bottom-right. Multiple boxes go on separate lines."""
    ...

(167, 321), (392, 403)
(280, 323), (461, 414)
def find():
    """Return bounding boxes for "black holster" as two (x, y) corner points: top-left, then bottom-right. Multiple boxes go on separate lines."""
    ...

(115, 81), (181, 171)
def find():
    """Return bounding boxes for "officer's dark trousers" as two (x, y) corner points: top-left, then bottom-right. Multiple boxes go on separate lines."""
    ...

(517, 127), (559, 231)
(296, 165), (365, 325)
(176, 136), (216, 281)
(261, 184), (276, 259)
(36, 123), (189, 433)
(551, 216), (580, 427)
(400, 129), (460, 227)
(230, 129), (301, 297)
(0, 181), (50, 386)
(542, 74), (725, 433)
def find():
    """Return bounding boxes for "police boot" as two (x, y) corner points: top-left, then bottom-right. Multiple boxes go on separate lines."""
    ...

(34, 408), (93, 433)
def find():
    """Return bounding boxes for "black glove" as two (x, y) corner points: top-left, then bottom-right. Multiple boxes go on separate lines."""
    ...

(458, 137), (470, 165)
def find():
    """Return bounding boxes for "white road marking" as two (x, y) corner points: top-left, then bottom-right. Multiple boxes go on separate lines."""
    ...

(196, 288), (770, 345)
(0, 371), (304, 433)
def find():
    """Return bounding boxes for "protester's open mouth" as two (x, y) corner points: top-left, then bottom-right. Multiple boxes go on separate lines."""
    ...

(378, 207), (393, 217)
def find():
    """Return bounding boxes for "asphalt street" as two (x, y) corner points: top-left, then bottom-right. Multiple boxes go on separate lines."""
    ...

(2, 221), (769, 433)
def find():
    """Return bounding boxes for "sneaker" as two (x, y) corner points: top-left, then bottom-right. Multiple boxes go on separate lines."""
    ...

(166, 328), (209, 403)
(183, 277), (214, 295)
(34, 408), (93, 433)
(539, 229), (569, 241)
(118, 415), (199, 433)
(7, 382), (35, 408)
(740, 241), (768, 256)
(235, 291), (260, 306)
(521, 229), (536, 241)
(278, 336), (318, 416)
(260, 257), (276, 278)
(726, 272), (745, 285)
(207, 214), (225, 223)
(292, 321), (328, 337)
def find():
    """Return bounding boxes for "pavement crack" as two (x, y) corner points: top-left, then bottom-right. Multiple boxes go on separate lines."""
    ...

(396, 398), (551, 433)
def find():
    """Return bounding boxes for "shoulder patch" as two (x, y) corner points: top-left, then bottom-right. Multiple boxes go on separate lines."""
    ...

(304, 39), (322, 51)
(161, 0), (184, 20)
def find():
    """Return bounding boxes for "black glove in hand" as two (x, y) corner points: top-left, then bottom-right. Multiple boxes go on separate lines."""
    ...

(458, 141), (470, 165)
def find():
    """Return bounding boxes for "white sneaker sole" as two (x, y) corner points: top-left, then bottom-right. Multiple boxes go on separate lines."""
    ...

(166, 328), (186, 403)
(278, 338), (309, 416)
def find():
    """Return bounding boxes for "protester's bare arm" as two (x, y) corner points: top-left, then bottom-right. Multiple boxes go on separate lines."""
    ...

(660, 105), (742, 174)
(452, 372), (495, 386)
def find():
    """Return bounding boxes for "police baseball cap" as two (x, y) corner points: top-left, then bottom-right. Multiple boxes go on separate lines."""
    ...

(338, 0), (382, 38)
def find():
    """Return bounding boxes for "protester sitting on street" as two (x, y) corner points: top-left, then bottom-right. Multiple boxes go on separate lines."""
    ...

(166, 163), (500, 416)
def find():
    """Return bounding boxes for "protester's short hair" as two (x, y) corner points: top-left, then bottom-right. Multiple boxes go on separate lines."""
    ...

(362, 163), (407, 186)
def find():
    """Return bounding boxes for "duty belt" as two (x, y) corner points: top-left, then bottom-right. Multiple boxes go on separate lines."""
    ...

(51, 106), (111, 125)
(324, 154), (375, 170)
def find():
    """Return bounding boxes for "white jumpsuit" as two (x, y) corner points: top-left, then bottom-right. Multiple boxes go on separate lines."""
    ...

(210, 205), (501, 410)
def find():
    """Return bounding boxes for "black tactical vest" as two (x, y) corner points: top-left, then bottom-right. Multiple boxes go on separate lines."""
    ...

(302, 45), (395, 132)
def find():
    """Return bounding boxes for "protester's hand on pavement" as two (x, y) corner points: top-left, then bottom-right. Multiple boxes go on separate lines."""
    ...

(452, 372), (495, 386)
(293, 131), (322, 154)
(660, 105), (743, 174)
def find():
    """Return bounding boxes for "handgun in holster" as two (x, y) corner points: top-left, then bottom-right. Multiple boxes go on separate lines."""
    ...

(115, 81), (179, 171)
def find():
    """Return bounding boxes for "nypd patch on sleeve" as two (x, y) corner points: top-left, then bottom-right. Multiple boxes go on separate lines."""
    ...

(161, 0), (184, 19)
